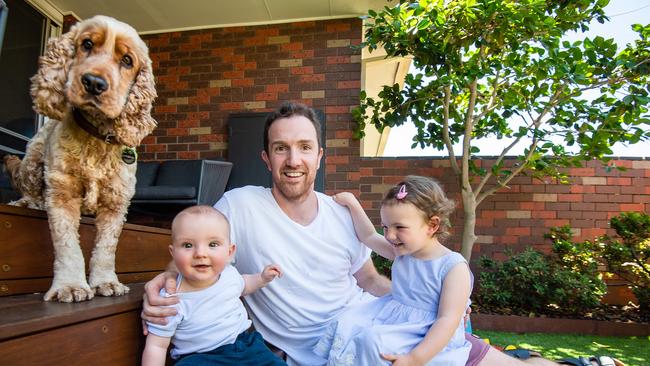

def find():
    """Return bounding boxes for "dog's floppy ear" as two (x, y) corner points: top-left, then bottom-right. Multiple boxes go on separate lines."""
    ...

(30, 25), (80, 121)
(113, 54), (158, 148)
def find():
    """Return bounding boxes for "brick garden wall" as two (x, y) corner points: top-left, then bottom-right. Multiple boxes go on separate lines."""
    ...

(357, 158), (650, 259)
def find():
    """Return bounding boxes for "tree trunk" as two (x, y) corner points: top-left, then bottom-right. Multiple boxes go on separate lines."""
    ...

(460, 188), (477, 260)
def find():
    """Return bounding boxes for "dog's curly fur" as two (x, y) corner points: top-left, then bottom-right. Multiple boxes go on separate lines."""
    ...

(3, 16), (157, 302)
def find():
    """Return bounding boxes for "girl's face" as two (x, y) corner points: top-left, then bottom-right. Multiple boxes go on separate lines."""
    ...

(380, 202), (440, 259)
(170, 213), (234, 290)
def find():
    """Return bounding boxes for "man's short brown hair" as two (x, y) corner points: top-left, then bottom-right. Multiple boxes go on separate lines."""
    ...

(263, 101), (322, 154)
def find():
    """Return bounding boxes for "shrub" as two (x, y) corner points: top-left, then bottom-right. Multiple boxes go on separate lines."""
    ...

(476, 247), (606, 316)
(600, 212), (650, 313)
(546, 225), (602, 277)
(545, 212), (650, 315)
(372, 252), (392, 279)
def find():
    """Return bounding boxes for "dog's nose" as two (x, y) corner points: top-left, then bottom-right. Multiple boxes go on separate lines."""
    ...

(81, 73), (108, 96)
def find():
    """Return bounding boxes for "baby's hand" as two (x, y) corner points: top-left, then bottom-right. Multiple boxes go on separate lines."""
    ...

(332, 192), (358, 207)
(261, 264), (282, 283)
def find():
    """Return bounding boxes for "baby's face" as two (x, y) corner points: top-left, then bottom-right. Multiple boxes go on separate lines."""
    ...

(170, 213), (233, 290)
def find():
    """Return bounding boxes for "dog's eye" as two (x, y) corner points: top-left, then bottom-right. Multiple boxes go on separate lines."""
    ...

(121, 55), (133, 68)
(82, 39), (93, 50)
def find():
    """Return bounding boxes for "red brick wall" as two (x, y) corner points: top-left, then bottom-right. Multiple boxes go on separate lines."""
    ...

(141, 18), (363, 193)
(358, 158), (650, 259)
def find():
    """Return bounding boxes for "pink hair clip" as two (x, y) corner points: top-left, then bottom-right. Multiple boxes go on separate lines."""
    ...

(396, 184), (408, 200)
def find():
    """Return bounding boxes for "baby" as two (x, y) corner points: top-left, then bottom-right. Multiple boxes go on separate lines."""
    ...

(142, 205), (286, 365)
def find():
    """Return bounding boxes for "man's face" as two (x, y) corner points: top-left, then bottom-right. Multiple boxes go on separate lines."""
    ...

(261, 115), (323, 202)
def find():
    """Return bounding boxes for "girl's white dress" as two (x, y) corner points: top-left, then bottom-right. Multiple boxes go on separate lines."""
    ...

(314, 252), (472, 366)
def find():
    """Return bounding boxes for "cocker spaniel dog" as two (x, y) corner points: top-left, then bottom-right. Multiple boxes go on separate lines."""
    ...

(3, 15), (157, 302)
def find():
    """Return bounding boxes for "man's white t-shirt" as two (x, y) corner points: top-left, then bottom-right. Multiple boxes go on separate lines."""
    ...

(214, 186), (373, 365)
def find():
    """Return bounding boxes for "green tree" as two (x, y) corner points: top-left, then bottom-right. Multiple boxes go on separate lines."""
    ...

(354, 0), (650, 259)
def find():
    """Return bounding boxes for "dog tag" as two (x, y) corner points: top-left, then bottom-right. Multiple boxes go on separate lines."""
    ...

(121, 147), (137, 164)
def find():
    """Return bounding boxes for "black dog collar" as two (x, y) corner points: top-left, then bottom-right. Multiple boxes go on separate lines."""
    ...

(72, 107), (119, 145)
(71, 108), (137, 164)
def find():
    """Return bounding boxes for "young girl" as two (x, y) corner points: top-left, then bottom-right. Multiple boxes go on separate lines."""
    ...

(314, 175), (473, 366)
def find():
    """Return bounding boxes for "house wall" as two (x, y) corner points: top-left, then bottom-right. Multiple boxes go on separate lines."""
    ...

(141, 18), (363, 196)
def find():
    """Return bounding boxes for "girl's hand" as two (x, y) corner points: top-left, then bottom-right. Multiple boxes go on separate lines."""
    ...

(332, 192), (358, 207)
(261, 264), (282, 283)
(381, 353), (423, 366)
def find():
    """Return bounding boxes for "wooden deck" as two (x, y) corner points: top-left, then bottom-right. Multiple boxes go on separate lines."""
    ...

(0, 204), (172, 365)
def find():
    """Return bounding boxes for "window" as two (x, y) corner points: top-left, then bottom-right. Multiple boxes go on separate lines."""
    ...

(0, 0), (60, 154)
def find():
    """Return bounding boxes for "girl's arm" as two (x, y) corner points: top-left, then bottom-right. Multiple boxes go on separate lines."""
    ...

(142, 334), (171, 366)
(333, 192), (395, 260)
(242, 264), (282, 296)
(382, 262), (471, 365)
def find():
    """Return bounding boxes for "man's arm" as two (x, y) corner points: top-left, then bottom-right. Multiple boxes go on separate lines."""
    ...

(141, 261), (180, 335)
(353, 258), (391, 297)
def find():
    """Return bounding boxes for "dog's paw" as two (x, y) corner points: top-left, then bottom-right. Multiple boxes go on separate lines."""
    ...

(8, 198), (29, 207)
(93, 281), (130, 297)
(44, 284), (95, 302)
(8, 197), (43, 210)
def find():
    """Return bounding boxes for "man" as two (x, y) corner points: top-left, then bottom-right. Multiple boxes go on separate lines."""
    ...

(142, 102), (605, 366)
(144, 102), (388, 365)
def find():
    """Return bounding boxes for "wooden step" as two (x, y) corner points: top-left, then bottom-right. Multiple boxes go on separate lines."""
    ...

(0, 204), (172, 297)
(0, 204), (173, 364)
(0, 283), (146, 364)
(0, 282), (145, 341)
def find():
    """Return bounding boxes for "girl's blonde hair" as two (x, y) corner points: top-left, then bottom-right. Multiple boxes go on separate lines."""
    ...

(382, 175), (455, 241)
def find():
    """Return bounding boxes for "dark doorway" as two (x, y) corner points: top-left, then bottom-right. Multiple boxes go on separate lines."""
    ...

(0, 0), (49, 154)
(0, 0), (58, 203)
(226, 111), (326, 192)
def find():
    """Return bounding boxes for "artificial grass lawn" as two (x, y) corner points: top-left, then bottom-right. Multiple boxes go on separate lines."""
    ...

(473, 329), (648, 366)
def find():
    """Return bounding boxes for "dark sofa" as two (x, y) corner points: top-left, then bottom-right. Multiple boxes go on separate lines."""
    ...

(132, 159), (233, 207)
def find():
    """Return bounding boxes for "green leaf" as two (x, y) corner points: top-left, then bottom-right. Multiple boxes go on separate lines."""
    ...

(417, 19), (431, 30)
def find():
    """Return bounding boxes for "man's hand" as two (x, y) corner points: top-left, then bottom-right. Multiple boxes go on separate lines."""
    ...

(354, 259), (391, 297)
(261, 264), (282, 283)
(141, 271), (180, 335)
(332, 192), (359, 208)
